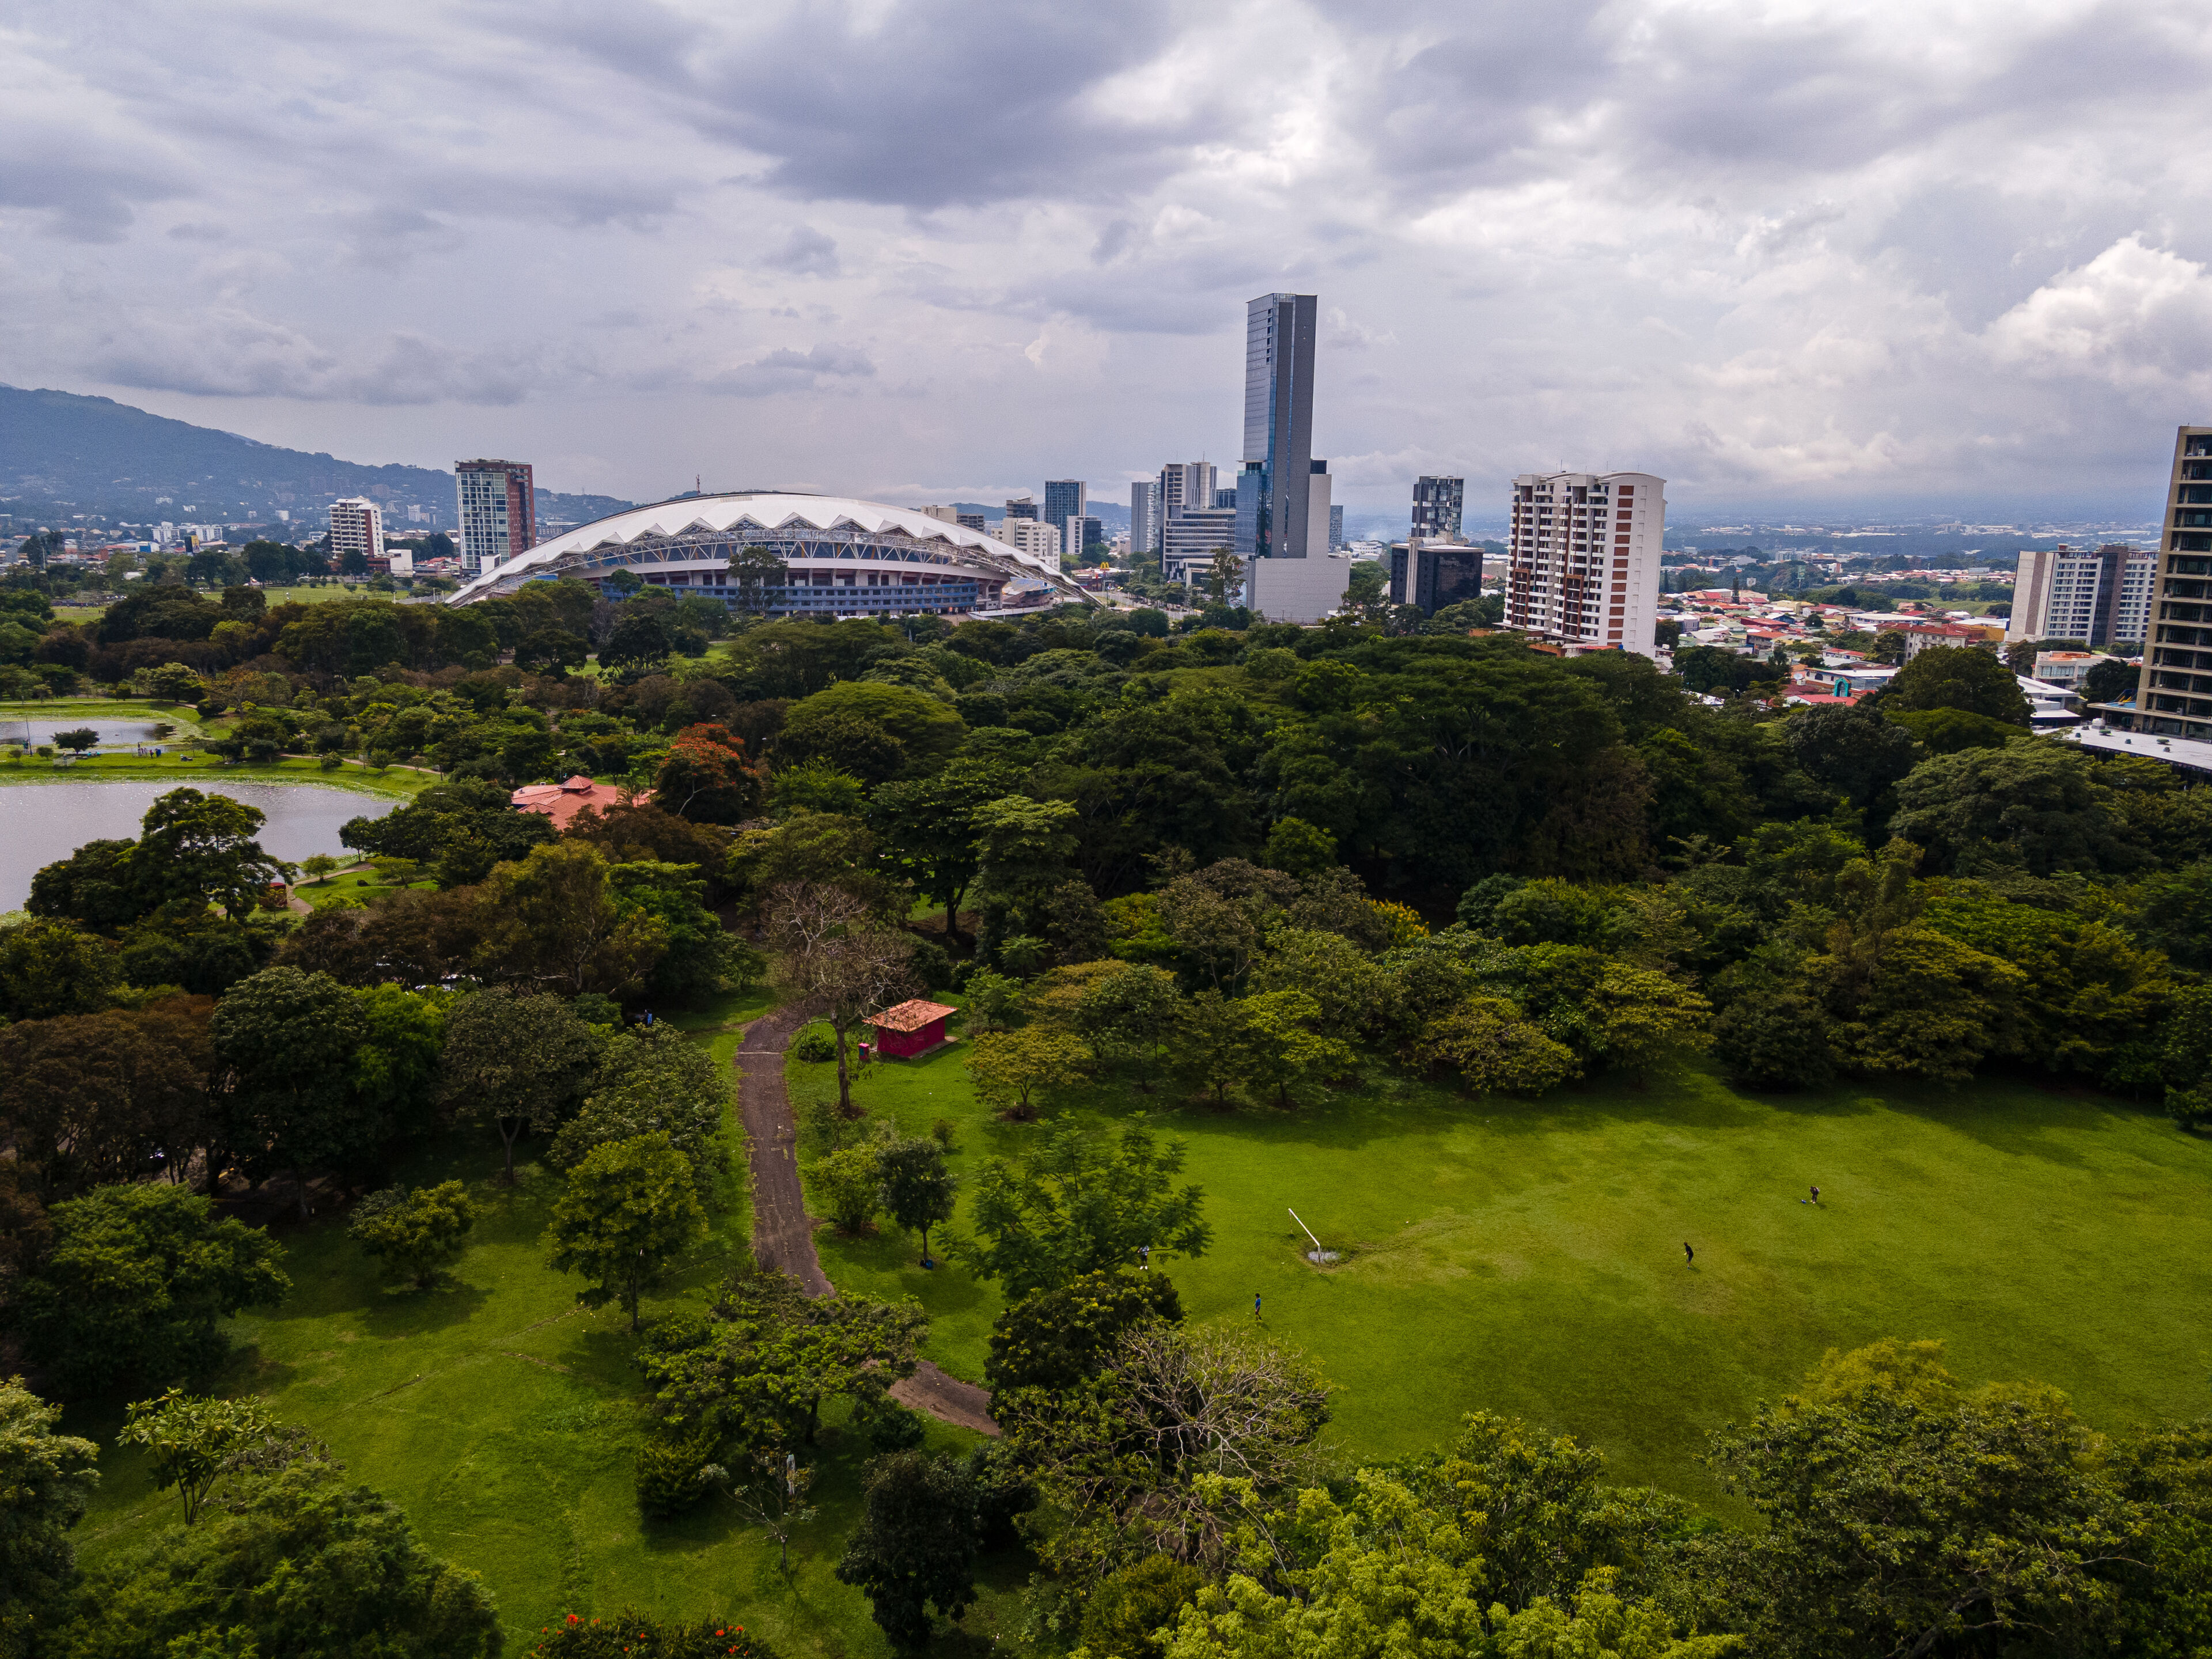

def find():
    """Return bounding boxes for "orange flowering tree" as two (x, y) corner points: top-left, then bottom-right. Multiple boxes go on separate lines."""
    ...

(653, 723), (764, 823)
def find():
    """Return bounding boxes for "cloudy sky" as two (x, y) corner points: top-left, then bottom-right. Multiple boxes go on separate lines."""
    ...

(4, 0), (2209, 528)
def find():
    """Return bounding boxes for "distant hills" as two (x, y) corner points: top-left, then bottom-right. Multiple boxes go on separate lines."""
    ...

(0, 384), (632, 536)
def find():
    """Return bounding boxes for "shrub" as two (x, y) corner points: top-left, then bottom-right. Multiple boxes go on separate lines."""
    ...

(634, 1426), (721, 1518)
(348, 1181), (478, 1289)
(530, 1610), (779, 1658)
(791, 1024), (838, 1062)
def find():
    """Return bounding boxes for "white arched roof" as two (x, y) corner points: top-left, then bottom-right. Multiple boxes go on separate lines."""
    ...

(448, 491), (1078, 603)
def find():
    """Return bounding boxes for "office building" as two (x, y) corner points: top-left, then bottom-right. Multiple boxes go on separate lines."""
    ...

(456, 459), (535, 576)
(2010, 543), (2154, 646)
(1044, 479), (1086, 548)
(1158, 462), (1217, 525)
(1505, 469), (1666, 656)
(329, 497), (385, 567)
(1130, 481), (1159, 556)
(1241, 291), (1319, 560)
(1071, 516), (1102, 558)
(1004, 497), (1039, 522)
(1330, 504), (1344, 552)
(1389, 540), (1483, 616)
(1213, 486), (1238, 509)
(956, 510), (986, 532)
(1412, 476), (1464, 540)
(2133, 426), (2212, 737)
(1002, 517), (1061, 563)
(1161, 506), (1238, 584)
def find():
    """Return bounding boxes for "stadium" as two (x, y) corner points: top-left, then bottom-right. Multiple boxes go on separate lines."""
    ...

(445, 491), (1085, 618)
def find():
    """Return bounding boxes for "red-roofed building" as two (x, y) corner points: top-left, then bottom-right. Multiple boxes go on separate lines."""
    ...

(510, 775), (653, 830)
(870, 998), (959, 1059)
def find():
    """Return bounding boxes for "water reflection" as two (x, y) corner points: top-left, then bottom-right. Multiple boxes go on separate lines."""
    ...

(1, 716), (181, 749)
(0, 781), (397, 911)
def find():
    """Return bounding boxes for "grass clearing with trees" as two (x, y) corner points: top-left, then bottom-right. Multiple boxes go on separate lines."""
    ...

(798, 1027), (2211, 1504)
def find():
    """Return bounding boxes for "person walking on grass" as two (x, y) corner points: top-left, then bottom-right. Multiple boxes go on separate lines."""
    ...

(1254, 1292), (1263, 1320)
(1683, 1242), (1694, 1267)
(1801, 1184), (1820, 1206)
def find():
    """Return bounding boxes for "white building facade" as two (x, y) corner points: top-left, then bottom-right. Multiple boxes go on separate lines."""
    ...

(1505, 469), (1665, 656)
(2010, 543), (2155, 645)
(1001, 517), (1062, 564)
(328, 497), (385, 567)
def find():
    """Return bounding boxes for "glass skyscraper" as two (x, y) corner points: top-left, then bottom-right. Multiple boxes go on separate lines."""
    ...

(1241, 293), (1317, 560)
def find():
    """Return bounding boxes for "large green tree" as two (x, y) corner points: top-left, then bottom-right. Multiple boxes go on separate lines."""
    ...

(544, 1133), (704, 1330)
(1881, 643), (2031, 725)
(437, 987), (598, 1180)
(210, 967), (373, 1217)
(0, 1377), (99, 1659)
(866, 758), (1020, 938)
(965, 1118), (1210, 1297)
(835, 1450), (983, 1650)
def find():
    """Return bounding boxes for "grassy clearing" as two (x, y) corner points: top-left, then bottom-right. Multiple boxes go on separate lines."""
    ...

(794, 1020), (2212, 1502)
(0, 748), (434, 798)
(65, 988), (1007, 1659)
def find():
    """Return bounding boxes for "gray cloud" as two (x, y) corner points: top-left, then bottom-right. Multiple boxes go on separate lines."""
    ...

(703, 344), (877, 397)
(88, 310), (545, 405)
(757, 226), (840, 277)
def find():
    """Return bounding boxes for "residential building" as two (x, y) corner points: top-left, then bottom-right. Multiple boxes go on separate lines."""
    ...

(2010, 542), (2155, 645)
(455, 459), (535, 576)
(1071, 515), (1102, 556)
(1044, 480), (1086, 555)
(1131, 480), (1160, 555)
(2135, 425), (2212, 737)
(1389, 540), (1483, 616)
(956, 511), (986, 532)
(1330, 504), (1344, 552)
(919, 505), (958, 524)
(1157, 462), (1216, 525)
(1412, 476), (1464, 540)
(1504, 469), (1666, 656)
(1002, 517), (1061, 563)
(1161, 506), (1238, 584)
(328, 497), (385, 567)
(2033, 650), (2111, 690)
(1240, 291), (1319, 560)
(1004, 497), (1039, 522)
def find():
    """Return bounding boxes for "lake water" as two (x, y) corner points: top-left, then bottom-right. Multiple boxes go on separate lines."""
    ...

(0, 781), (397, 911)
(0, 716), (181, 749)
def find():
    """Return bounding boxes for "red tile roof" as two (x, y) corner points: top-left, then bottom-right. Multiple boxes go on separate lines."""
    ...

(510, 777), (654, 830)
(872, 998), (959, 1033)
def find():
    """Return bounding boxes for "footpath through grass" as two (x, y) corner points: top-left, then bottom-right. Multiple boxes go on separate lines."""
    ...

(67, 988), (1014, 1659)
(796, 1021), (2212, 1501)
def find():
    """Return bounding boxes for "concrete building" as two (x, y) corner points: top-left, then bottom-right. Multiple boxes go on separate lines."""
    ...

(1330, 504), (1344, 552)
(918, 505), (959, 524)
(1161, 506), (1238, 584)
(1044, 479), (1086, 556)
(1505, 469), (1666, 656)
(2134, 426), (2212, 738)
(328, 497), (385, 569)
(1131, 480), (1160, 556)
(456, 459), (535, 577)
(1240, 292), (1319, 560)
(1158, 462), (1216, 527)
(1002, 517), (1062, 563)
(1389, 540), (1483, 616)
(956, 511), (986, 532)
(1412, 476), (1464, 540)
(1245, 555), (1350, 623)
(1003, 496), (1039, 522)
(1071, 515), (1102, 557)
(2010, 542), (2155, 645)
(1305, 461), (1332, 566)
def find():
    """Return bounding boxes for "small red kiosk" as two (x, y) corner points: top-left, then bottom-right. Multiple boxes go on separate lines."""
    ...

(870, 998), (959, 1059)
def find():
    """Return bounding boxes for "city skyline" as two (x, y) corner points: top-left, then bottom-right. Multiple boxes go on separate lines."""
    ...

(3, 2), (2209, 524)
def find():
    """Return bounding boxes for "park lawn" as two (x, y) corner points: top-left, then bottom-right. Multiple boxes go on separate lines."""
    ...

(0, 696), (207, 732)
(66, 988), (1026, 1659)
(0, 748), (435, 798)
(795, 1029), (2212, 1504)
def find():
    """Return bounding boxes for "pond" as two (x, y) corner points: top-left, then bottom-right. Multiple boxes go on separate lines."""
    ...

(0, 781), (397, 912)
(0, 715), (184, 751)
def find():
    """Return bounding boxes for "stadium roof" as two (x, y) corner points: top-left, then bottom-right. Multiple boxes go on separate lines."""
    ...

(449, 491), (1081, 603)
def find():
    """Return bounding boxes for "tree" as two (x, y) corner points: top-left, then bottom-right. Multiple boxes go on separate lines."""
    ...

(0, 918), (118, 1021)
(51, 726), (99, 755)
(437, 988), (599, 1181)
(1236, 988), (1357, 1108)
(1711, 982), (1835, 1090)
(866, 759), (1019, 938)
(549, 1025), (730, 1200)
(16, 1184), (289, 1397)
(347, 1183), (478, 1289)
(812, 1140), (883, 1234)
(654, 722), (764, 823)
(474, 839), (668, 998)
(971, 794), (1081, 899)
(965, 1118), (1210, 1297)
(514, 626), (588, 674)
(876, 1138), (957, 1266)
(340, 776), (555, 888)
(26, 838), (147, 929)
(210, 967), (372, 1218)
(722, 1445), (818, 1573)
(962, 967), (1025, 1032)
(1588, 961), (1712, 1080)
(1688, 1340), (2134, 1659)
(2081, 654), (2138, 704)
(1071, 960), (1185, 1086)
(1260, 816), (1338, 879)
(835, 1450), (982, 1650)
(1784, 702), (1919, 811)
(1891, 740), (2142, 875)
(0, 1003), (217, 1202)
(58, 1466), (499, 1659)
(1205, 547), (1245, 606)
(134, 789), (292, 919)
(604, 612), (671, 673)
(730, 544), (787, 613)
(768, 884), (919, 1119)
(1415, 995), (1582, 1096)
(0, 1377), (99, 1659)
(1881, 643), (2030, 724)
(119, 1391), (278, 1524)
(545, 1132), (705, 1330)
(984, 1268), (1184, 1396)
(965, 1027), (1089, 1120)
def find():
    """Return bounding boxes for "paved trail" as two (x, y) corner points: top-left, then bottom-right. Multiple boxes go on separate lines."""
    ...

(735, 1007), (999, 1436)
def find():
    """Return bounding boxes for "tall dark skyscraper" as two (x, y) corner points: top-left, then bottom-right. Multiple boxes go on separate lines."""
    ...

(1240, 292), (1317, 560)
(1412, 476), (1465, 540)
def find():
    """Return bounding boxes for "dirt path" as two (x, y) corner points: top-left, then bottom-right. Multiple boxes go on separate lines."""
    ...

(734, 1007), (999, 1435)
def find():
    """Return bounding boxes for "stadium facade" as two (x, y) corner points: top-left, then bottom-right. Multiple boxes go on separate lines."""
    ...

(445, 492), (1085, 618)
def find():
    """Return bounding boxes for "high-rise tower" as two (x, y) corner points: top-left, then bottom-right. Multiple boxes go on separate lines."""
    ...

(1412, 476), (1464, 540)
(1505, 469), (1665, 657)
(1240, 293), (1318, 560)
(456, 459), (535, 577)
(2133, 426), (2212, 736)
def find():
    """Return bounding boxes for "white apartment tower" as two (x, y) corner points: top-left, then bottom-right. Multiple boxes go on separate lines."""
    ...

(1505, 470), (1665, 657)
(2010, 543), (2155, 646)
(328, 497), (385, 567)
(1002, 518), (1062, 564)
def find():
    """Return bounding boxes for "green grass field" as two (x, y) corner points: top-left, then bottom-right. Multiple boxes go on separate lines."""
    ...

(64, 996), (2212, 1657)
(800, 1025), (2212, 1501)
(0, 747), (434, 799)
